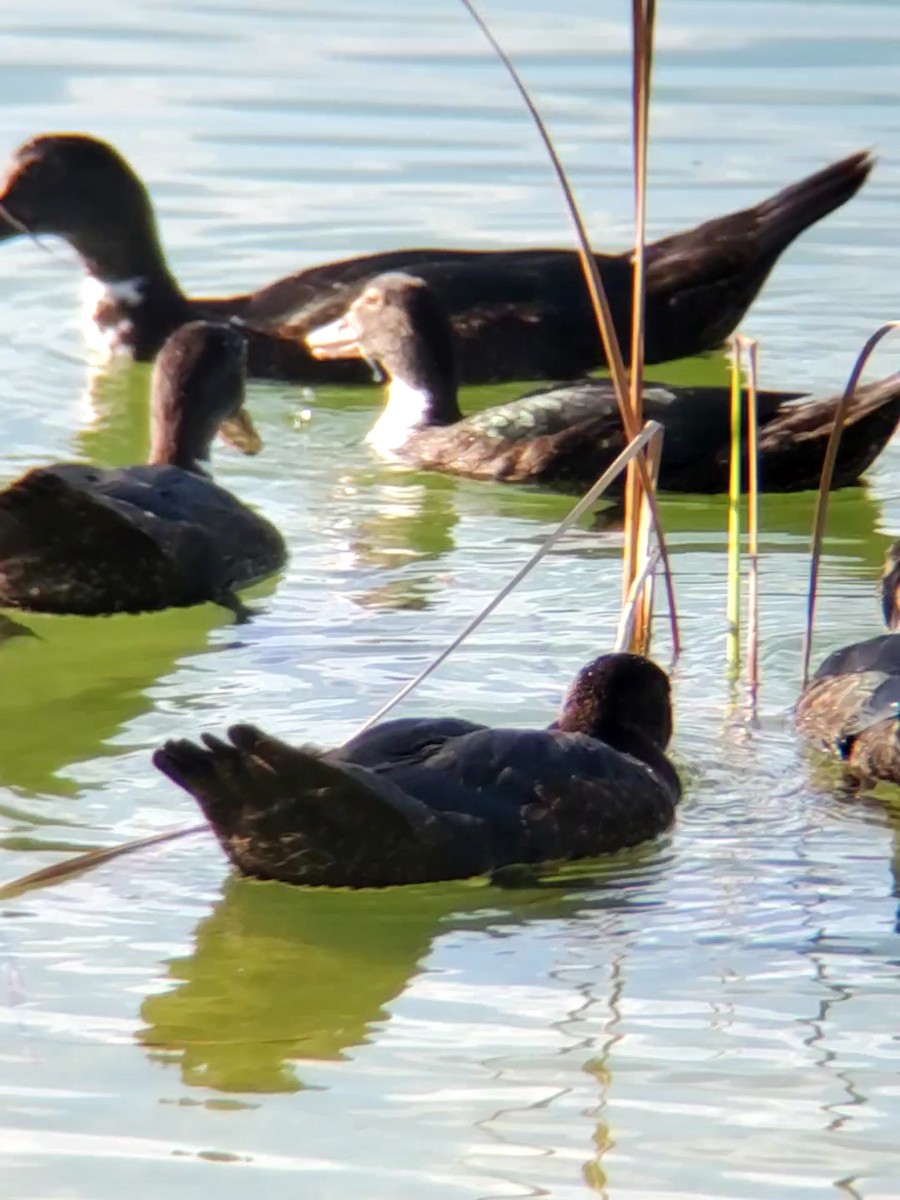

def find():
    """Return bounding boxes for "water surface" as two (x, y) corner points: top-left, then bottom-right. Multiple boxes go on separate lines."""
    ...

(0, 2), (900, 1198)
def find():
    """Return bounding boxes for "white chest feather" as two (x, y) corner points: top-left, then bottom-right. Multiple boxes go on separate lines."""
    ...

(81, 275), (145, 360)
(365, 378), (432, 458)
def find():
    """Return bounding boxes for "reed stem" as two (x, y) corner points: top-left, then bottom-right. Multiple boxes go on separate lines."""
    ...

(726, 344), (743, 674)
(801, 321), (900, 686)
(458, 0), (679, 659)
(743, 339), (760, 706)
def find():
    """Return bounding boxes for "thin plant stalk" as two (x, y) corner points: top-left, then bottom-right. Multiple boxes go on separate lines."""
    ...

(801, 321), (900, 687)
(631, 425), (663, 656)
(458, 0), (679, 658)
(0, 824), (207, 901)
(743, 339), (760, 706)
(726, 343), (743, 675)
(0, 423), (669, 902)
(622, 0), (656, 645)
(615, 546), (661, 653)
(356, 421), (666, 735)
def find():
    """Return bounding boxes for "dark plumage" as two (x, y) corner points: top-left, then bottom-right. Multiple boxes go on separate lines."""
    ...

(795, 543), (900, 784)
(0, 322), (286, 615)
(0, 132), (873, 382)
(153, 652), (681, 887)
(307, 272), (900, 494)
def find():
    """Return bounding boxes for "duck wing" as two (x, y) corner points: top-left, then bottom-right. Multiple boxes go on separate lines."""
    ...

(649, 374), (900, 494)
(0, 468), (190, 614)
(801, 633), (900, 744)
(332, 716), (488, 767)
(153, 725), (494, 887)
(402, 381), (791, 491)
(0, 465), (284, 614)
(85, 465), (287, 591)
(641, 151), (873, 361)
(796, 637), (900, 785)
(371, 727), (679, 865)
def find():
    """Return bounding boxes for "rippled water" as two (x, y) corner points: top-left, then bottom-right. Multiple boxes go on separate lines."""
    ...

(1, 1), (900, 1197)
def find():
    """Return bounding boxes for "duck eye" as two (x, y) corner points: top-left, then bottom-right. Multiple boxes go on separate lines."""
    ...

(360, 288), (383, 308)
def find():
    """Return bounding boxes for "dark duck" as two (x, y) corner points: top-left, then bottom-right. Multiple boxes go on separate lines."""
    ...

(795, 544), (900, 786)
(0, 322), (286, 616)
(306, 272), (900, 494)
(0, 132), (873, 383)
(154, 652), (680, 887)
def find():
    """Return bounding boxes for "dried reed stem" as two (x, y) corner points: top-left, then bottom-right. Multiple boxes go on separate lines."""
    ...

(458, 0), (679, 658)
(0, 824), (207, 900)
(356, 421), (666, 734)
(623, 0), (656, 648)
(801, 321), (900, 687)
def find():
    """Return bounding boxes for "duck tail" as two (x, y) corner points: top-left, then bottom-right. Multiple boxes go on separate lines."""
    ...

(755, 371), (900, 490)
(751, 150), (874, 259)
(153, 725), (490, 887)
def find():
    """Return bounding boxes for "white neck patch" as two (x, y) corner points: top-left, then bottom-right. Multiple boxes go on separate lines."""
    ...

(365, 377), (432, 458)
(81, 275), (146, 359)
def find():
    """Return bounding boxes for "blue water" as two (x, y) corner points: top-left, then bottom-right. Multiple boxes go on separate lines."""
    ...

(0, 2), (899, 1197)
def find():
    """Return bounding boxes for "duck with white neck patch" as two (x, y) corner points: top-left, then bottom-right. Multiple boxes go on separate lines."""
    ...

(306, 272), (900, 496)
(0, 131), (876, 383)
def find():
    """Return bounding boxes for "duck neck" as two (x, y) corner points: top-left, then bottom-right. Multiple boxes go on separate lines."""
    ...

(76, 207), (191, 358)
(72, 201), (186, 304)
(148, 384), (210, 476)
(601, 721), (681, 799)
(367, 362), (463, 455)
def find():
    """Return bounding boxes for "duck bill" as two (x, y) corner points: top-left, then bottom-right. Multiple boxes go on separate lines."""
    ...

(218, 407), (262, 456)
(305, 315), (362, 361)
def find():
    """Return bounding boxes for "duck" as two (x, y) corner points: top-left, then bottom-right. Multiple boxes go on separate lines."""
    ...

(0, 321), (286, 616)
(0, 132), (873, 384)
(306, 272), (900, 494)
(153, 651), (680, 887)
(795, 544), (900, 786)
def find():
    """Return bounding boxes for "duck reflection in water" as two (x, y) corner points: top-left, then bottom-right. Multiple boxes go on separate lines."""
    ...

(329, 473), (460, 612)
(138, 854), (666, 1094)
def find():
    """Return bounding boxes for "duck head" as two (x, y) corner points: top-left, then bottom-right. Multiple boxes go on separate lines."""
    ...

(149, 321), (261, 474)
(556, 652), (674, 751)
(0, 133), (171, 284)
(306, 272), (463, 442)
(881, 541), (900, 631)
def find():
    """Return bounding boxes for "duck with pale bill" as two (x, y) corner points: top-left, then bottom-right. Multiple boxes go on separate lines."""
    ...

(306, 272), (900, 495)
(0, 322), (286, 616)
(0, 132), (874, 383)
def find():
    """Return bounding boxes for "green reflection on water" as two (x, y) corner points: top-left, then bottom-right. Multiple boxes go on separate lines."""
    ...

(0, 605), (228, 796)
(138, 854), (663, 1095)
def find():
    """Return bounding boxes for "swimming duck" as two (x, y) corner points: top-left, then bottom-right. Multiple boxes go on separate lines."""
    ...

(306, 272), (900, 494)
(0, 133), (872, 383)
(0, 322), (286, 616)
(153, 652), (680, 887)
(795, 544), (900, 786)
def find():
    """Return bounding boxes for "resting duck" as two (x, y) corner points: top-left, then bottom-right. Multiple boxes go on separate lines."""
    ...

(0, 322), (286, 616)
(795, 544), (900, 786)
(0, 132), (872, 383)
(306, 272), (900, 494)
(154, 652), (680, 887)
